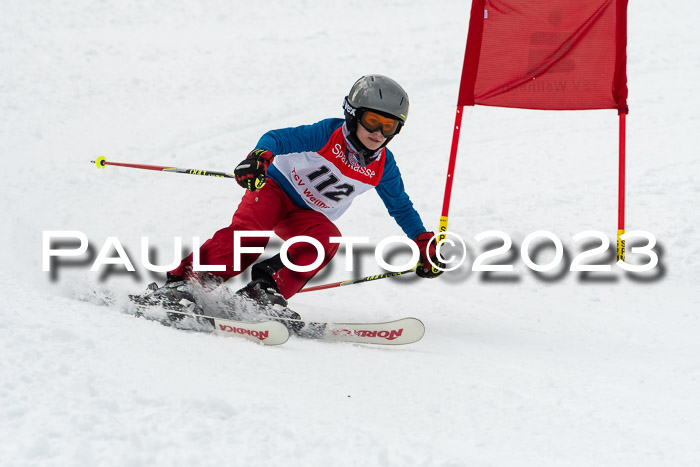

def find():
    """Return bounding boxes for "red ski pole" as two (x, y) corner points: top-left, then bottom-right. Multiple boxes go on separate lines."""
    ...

(91, 156), (236, 179)
(299, 268), (416, 293)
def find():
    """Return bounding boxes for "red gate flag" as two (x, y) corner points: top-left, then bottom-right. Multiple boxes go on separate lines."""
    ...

(458, 0), (628, 113)
(438, 0), (630, 261)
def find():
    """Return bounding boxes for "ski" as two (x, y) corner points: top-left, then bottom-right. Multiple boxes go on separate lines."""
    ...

(296, 317), (425, 345)
(211, 316), (290, 345)
(130, 304), (291, 345)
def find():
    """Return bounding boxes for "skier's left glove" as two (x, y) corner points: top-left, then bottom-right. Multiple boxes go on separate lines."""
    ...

(234, 149), (274, 192)
(413, 231), (445, 279)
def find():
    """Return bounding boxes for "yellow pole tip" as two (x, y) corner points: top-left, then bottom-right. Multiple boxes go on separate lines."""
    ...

(95, 156), (107, 169)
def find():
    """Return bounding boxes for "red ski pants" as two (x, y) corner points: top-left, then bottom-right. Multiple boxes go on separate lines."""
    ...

(170, 179), (341, 298)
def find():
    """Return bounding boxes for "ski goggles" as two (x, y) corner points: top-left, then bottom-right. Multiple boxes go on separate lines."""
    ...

(359, 110), (402, 137)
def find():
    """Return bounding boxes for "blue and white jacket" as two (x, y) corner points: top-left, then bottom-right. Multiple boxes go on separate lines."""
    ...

(256, 118), (425, 239)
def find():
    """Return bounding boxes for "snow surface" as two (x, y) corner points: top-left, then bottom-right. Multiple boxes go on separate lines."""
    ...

(2, 1), (700, 466)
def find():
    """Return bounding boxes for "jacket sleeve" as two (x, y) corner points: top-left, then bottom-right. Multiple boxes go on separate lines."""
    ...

(375, 149), (427, 239)
(255, 118), (344, 155)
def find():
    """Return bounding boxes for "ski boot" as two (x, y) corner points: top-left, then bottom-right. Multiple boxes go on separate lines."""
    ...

(235, 279), (304, 333)
(130, 277), (200, 321)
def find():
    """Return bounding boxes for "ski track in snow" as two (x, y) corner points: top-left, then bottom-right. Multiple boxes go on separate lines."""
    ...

(1, 1), (699, 466)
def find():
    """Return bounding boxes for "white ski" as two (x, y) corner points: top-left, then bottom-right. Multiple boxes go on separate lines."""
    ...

(212, 317), (290, 346)
(299, 318), (425, 345)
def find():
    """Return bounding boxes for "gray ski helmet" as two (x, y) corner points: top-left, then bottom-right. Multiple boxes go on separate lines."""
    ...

(344, 75), (409, 124)
(342, 75), (409, 166)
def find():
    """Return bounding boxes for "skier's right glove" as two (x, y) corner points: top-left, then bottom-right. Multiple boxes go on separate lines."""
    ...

(414, 231), (445, 279)
(234, 149), (274, 192)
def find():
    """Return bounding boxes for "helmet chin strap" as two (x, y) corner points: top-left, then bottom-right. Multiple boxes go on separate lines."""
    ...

(344, 120), (393, 167)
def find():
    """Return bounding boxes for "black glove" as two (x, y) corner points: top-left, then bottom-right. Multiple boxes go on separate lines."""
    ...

(234, 149), (274, 192)
(414, 231), (445, 278)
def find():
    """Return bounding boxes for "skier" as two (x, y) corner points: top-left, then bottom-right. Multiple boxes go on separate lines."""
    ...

(137, 75), (443, 327)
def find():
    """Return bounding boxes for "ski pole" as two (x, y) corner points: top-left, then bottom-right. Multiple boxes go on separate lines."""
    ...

(299, 268), (416, 293)
(91, 156), (236, 179)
